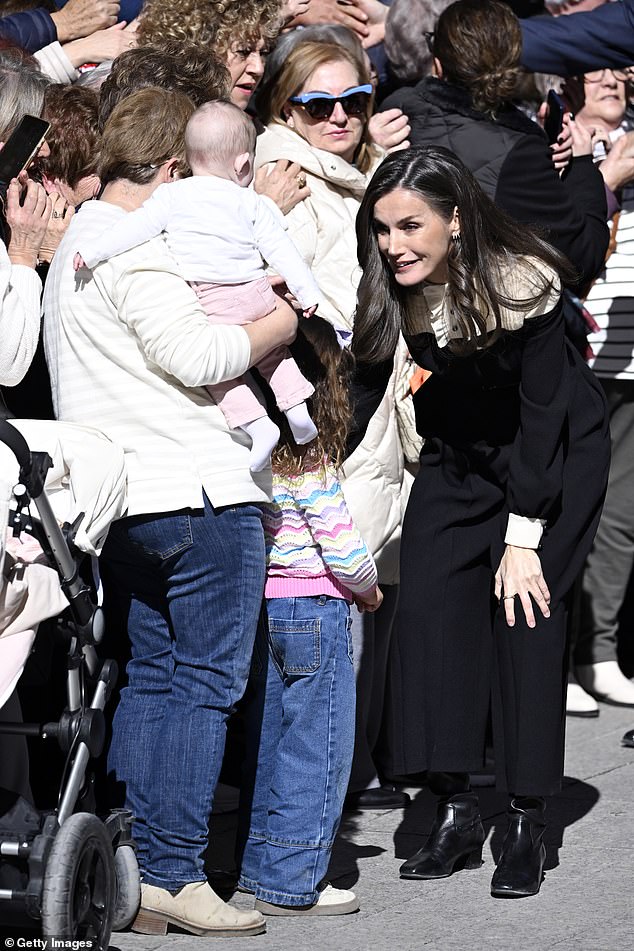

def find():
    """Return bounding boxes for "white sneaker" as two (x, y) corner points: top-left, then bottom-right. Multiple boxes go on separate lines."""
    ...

(255, 884), (360, 916)
(575, 661), (634, 707)
(566, 682), (599, 717)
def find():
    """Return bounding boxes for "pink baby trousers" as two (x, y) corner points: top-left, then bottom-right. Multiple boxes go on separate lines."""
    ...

(191, 277), (314, 428)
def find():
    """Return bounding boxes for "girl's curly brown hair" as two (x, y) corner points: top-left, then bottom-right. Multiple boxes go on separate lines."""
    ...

(267, 316), (355, 478)
(138, 0), (283, 59)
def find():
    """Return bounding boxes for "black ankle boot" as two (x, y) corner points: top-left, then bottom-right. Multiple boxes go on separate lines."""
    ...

(399, 792), (485, 880)
(490, 797), (546, 898)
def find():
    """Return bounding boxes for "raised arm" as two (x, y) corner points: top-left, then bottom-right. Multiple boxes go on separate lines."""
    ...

(79, 186), (171, 269)
(520, 2), (634, 77)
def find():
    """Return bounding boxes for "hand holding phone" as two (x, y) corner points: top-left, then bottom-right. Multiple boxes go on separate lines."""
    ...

(4, 178), (51, 268)
(543, 89), (566, 145)
(0, 115), (50, 187)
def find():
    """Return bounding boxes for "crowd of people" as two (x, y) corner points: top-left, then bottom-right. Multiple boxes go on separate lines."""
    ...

(1, 0), (634, 938)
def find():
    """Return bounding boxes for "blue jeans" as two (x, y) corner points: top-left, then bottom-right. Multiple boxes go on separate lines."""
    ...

(103, 494), (265, 890)
(238, 595), (355, 906)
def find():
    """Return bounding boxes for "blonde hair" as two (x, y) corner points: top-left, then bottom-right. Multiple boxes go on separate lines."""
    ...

(138, 0), (283, 60)
(267, 41), (377, 175)
(186, 100), (256, 170)
(99, 87), (195, 185)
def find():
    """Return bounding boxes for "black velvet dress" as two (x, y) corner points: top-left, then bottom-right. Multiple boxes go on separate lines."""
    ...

(371, 274), (610, 795)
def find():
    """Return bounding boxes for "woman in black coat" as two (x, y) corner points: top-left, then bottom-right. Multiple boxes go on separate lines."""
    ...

(381, 0), (609, 294)
(352, 145), (610, 899)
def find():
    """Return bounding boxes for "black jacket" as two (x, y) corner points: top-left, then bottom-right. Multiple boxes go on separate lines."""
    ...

(381, 77), (609, 290)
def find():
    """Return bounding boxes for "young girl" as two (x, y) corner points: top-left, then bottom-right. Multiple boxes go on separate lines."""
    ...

(237, 315), (382, 916)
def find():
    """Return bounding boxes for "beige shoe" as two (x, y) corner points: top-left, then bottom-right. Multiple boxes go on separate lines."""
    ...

(132, 881), (266, 936)
(255, 884), (359, 917)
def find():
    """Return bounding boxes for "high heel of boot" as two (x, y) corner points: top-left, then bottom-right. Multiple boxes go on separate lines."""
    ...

(464, 844), (484, 870)
(399, 792), (485, 880)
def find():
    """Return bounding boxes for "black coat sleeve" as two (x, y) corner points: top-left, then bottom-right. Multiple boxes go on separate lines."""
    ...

(496, 141), (608, 291)
(506, 300), (570, 524)
(346, 357), (394, 457)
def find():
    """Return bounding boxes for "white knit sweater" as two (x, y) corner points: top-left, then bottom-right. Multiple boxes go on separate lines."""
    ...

(43, 200), (272, 516)
(0, 242), (42, 386)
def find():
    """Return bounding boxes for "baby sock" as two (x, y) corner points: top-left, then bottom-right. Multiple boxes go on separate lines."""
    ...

(284, 402), (318, 446)
(242, 417), (281, 472)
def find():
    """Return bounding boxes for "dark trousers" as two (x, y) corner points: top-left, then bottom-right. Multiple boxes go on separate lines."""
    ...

(576, 379), (634, 665)
(392, 433), (607, 797)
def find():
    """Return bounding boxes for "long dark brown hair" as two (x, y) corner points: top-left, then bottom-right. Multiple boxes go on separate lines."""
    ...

(353, 146), (575, 364)
(433, 0), (522, 116)
(269, 315), (354, 477)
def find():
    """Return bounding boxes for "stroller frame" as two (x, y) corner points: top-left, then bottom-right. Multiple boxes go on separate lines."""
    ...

(0, 420), (139, 947)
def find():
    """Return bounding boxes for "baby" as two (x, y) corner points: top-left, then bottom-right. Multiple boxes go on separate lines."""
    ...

(75, 100), (322, 472)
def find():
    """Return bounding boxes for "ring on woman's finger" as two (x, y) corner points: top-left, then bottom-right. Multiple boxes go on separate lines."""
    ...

(51, 210), (63, 219)
(502, 594), (517, 601)
(296, 172), (307, 189)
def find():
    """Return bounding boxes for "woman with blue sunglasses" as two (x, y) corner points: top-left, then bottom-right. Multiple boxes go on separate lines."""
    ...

(254, 37), (417, 825)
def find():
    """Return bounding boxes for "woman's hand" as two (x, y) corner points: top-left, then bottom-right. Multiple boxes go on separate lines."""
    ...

(51, 0), (120, 43)
(598, 129), (634, 191)
(369, 108), (411, 153)
(549, 113), (573, 175)
(63, 20), (138, 68)
(5, 177), (52, 269)
(281, 0), (312, 24)
(494, 545), (551, 629)
(566, 114), (594, 159)
(254, 160), (311, 215)
(288, 0), (370, 40)
(38, 192), (75, 264)
(352, 0), (388, 48)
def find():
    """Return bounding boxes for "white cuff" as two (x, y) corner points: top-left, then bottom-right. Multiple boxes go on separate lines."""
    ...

(34, 42), (80, 84)
(504, 513), (546, 549)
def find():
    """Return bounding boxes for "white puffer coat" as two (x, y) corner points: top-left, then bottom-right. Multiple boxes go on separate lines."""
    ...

(255, 122), (414, 582)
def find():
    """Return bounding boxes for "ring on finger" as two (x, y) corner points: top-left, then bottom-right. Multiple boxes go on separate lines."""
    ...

(502, 594), (517, 601)
(51, 210), (63, 219)
(296, 172), (307, 189)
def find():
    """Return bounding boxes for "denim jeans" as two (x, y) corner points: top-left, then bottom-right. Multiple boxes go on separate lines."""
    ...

(238, 595), (355, 906)
(102, 494), (265, 890)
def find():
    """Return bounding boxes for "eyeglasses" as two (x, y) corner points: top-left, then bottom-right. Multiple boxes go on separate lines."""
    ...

(288, 84), (373, 120)
(424, 31), (435, 55)
(585, 67), (632, 83)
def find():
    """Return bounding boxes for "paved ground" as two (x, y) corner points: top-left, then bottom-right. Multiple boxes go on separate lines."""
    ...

(109, 702), (634, 951)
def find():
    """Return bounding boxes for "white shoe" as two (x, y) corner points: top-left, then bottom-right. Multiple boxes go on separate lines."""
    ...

(255, 884), (360, 916)
(575, 661), (634, 707)
(132, 881), (266, 936)
(566, 682), (599, 718)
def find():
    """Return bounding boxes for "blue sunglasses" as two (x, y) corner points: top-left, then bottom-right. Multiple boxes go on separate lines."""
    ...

(289, 84), (373, 120)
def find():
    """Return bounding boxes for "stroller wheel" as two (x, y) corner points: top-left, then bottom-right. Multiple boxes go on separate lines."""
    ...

(41, 813), (115, 950)
(112, 844), (141, 931)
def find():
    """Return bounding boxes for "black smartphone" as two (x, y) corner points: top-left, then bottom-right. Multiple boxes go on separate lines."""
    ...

(0, 114), (50, 187)
(543, 89), (566, 145)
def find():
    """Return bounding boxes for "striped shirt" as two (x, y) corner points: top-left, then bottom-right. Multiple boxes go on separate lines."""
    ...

(586, 188), (634, 380)
(43, 199), (272, 516)
(262, 462), (378, 601)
